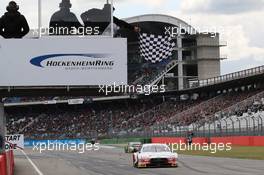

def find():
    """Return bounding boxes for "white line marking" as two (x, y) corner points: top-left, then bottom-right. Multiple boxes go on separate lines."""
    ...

(21, 150), (44, 175)
(100, 145), (116, 149)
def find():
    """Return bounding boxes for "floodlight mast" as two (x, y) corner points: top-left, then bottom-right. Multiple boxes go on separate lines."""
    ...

(37, 0), (114, 38)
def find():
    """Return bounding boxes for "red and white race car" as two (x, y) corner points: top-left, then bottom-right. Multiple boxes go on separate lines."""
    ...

(132, 143), (178, 168)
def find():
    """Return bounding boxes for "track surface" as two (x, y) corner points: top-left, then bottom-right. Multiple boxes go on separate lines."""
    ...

(14, 146), (264, 175)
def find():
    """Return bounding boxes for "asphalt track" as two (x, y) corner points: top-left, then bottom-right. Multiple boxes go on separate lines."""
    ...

(14, 146), (264, 175)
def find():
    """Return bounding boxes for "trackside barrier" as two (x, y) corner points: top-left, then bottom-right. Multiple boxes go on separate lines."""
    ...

(192, 138), (209, 144)
(0, 150), (14, 175)
(210, 136), (264, 146)
(7, 150), (14, 175)
(152, 136), (264, 146)
(151, 137), (186, 144)
(0, 154), (7, 175)
(151, 137), (210, 144)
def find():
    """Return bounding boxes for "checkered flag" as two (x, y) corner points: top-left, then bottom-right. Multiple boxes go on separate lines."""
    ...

(139, 33), (176, 63)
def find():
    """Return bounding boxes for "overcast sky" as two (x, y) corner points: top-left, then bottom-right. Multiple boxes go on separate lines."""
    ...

(0, 0), (263, 75)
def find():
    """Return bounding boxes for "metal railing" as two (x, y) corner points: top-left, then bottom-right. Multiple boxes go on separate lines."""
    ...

(135, 59), (178, 86)
(149, 60), (178, 86)
(188, 65), (264, 89)
(101, 113), (264, 139)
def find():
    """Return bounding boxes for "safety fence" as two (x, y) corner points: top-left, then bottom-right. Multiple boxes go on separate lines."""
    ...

(102, 112), (264, 139)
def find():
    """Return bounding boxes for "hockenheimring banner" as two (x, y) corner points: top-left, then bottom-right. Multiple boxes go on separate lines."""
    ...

(0, 38), (127, 86)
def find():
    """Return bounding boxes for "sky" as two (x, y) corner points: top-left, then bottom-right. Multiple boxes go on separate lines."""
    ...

(0, 0), (263, 75)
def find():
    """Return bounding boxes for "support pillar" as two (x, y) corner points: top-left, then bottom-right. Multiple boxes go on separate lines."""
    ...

(177, 36), (183, 90)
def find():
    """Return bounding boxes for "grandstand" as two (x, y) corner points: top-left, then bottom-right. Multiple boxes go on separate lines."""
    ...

(4, 65), (264, 140)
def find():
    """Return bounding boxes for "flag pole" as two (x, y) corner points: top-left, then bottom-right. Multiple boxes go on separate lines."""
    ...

(110, 0), (114, 37)
(38, 0), (42, 38)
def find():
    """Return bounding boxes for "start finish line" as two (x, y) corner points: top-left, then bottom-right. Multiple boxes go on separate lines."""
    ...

(0, 37), (127, 86)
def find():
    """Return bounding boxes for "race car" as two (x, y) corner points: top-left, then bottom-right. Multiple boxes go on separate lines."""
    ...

(132, 143), (178, 168)
(124, 142), (142, 153)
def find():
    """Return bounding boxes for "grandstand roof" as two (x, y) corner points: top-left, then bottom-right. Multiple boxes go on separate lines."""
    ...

(124, 14), (196, 34)
(125, 14), (190, 28)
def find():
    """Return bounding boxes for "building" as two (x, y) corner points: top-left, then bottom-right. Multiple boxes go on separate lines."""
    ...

(124, 14), (226, 90)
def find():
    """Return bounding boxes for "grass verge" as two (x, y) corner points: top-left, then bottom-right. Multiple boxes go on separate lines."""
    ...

(176, 146), (264, 160)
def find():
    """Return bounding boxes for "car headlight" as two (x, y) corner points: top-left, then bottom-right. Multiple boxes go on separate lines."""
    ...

(168, 157), (177, 162)
(139, 157), (150, 163)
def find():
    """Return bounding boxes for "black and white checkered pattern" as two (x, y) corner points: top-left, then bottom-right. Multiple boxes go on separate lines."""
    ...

(139, 33), (176, 63)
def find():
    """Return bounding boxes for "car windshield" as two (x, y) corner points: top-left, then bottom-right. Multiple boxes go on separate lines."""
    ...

(141, 145), (171, 153)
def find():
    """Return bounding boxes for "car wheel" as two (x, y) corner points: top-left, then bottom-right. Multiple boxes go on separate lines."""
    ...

(172, 163), (178, 168)
(133, 160), (139, 168)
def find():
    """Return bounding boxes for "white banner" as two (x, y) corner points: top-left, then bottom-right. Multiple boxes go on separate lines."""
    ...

(5, 134), (24, 150)
(0, 37), (127, 86)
